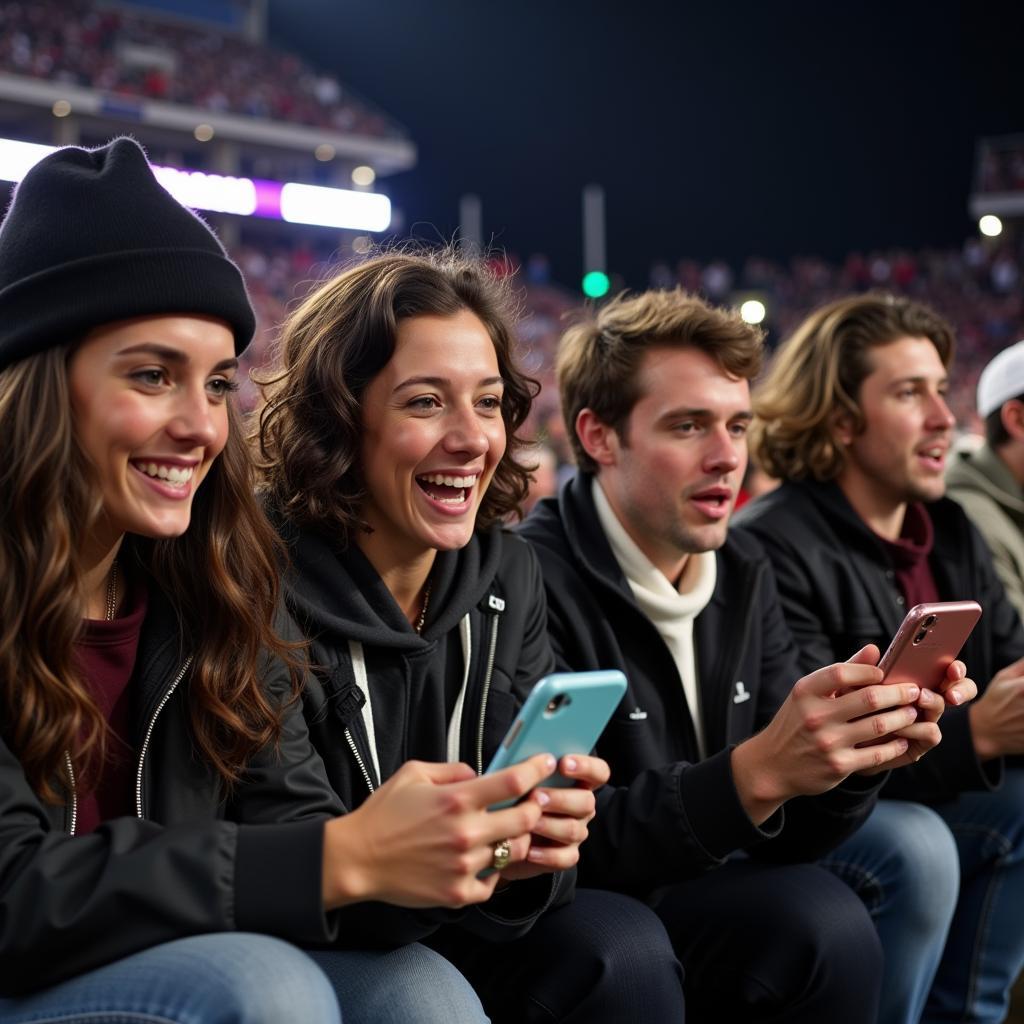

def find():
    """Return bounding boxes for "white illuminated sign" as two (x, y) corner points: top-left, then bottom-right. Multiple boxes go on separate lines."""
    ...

(280, 182), (391, 231)
(0, 136), (391, 232)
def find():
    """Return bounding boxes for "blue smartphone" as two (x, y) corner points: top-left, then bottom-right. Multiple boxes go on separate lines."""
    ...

(485, 670), (627, 809)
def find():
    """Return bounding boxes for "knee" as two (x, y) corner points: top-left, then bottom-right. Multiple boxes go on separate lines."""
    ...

(569, 890), (682, 984)
(179, 934), (341, 1024)
(875, 802), (960, 928)
(827, 801), (960, 932)
(776, 868), (884, 985)
(311, 944), (487, 1024)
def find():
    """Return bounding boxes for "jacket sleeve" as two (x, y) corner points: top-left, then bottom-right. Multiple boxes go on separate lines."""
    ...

(740, 511), (1000, 800)
(948, 486), (1024, 622)
(744, 561), (883, 863)
(0, 655), (340, 997)
(535, 546), (782, 893)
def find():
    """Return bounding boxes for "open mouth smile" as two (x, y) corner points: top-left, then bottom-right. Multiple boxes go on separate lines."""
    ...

(415, 472), (479, 507)
(130, 460), (198, 496)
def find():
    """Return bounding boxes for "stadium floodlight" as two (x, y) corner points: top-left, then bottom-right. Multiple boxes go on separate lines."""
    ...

(280, 182), (391, 231)
(0, 135), (392, 232)
(582, 270), (611, 299)
(740, 299), (767, 324)
(351, 165), (376, 186)
(979, 214), (1003, 237)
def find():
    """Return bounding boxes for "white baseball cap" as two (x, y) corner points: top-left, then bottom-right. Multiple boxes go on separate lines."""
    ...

(977, 340), (1024, 418)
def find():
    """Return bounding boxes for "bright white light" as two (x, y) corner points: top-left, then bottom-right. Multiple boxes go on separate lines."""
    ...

(979, 214), (1003, 237)
(0, 138), (57, 182)
(740, 299), (767, 324)
(351, 165), (376, 186)
(193, 123), (215, 142)
(280, 182), (391, 231)
(151, 165), (257, 216)
(0, 136), (389, 230)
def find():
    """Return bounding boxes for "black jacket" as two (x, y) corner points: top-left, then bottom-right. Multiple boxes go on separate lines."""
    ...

(734, 478), (1024, 801)
(517, 473), (881, 896)
(279, 519), (572, 948)
(0, 583), (341, 996)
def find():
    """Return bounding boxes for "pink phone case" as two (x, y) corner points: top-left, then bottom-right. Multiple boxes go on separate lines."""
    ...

(877, 601), (982, 690)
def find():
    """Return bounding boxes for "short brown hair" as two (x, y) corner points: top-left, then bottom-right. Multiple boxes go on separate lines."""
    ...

(255, 248), (539, 537)
(750, 292), (956, 482)
(556, 288), (764, 472)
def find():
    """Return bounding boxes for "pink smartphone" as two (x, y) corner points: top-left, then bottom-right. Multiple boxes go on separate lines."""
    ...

(877, 601), (982, 690)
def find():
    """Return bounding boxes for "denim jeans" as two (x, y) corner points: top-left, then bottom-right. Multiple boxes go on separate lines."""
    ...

(820, 799), (961, 1024)
(0, 932), (488, 1024)
(924, 765), (1024, 1024)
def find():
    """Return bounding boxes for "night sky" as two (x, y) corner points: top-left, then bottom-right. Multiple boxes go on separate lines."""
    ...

(268, 1), (1022, 291)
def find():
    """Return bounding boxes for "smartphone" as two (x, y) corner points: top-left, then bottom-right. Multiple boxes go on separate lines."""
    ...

(877, 600), (982, 690)
(485, 670), (627, 809)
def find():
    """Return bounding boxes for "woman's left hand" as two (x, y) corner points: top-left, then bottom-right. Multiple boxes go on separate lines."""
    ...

(498, 754), (610, 880)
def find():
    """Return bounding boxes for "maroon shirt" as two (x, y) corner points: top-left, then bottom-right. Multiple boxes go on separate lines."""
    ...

(876, 502), (940, 609)
(74, 581), (148, 834)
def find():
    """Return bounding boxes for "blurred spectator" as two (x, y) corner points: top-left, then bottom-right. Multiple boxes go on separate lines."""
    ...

(0, 0), (406, 139)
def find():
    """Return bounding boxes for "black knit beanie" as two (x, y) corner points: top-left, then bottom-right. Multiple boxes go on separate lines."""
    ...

(0, 136), (255, 370)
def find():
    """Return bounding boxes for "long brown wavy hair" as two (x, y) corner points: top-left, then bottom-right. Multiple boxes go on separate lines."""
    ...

(750, 292), (955, 483)
(255, 248), (539, 539)
(0, 346), (299, 803)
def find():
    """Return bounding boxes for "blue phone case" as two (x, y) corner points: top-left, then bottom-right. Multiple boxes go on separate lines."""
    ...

(485, 670), (627, 808)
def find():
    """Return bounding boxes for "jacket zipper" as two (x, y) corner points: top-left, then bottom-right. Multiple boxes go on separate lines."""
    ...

(135, 657), (193, 818)
(344, 601), (503, 789)
(344, 727), (375, 793)
(63, 752), (78, 836)
(475, 609), (501, 774)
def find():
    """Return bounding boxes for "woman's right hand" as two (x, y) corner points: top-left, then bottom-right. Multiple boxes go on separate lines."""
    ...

(321, 754), (555, 910)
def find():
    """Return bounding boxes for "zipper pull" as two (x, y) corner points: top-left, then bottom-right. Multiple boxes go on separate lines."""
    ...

(323, 665), (366, 727)
(479, 593), (505, 615)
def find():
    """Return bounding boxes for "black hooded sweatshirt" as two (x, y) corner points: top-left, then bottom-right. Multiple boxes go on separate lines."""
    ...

(278, 517), (573, 948)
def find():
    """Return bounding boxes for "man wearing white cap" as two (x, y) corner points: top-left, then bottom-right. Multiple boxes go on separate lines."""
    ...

(947, 340), (1024, 618)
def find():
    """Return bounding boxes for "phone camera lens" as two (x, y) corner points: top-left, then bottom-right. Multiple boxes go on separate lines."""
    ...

(545, 694), (571, 714)
(922, 614), (937, 629)
(913, 629), (928, 645)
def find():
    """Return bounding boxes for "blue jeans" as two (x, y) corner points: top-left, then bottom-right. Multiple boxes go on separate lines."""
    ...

(924, 765), (1024, 1024)
(0, 933), (488, 1024)
(309, 944), (488, 1024)
(820, 800), (960, 1024)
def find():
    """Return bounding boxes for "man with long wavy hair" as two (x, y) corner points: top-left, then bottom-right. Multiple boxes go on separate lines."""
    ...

(737, 292), (1024, 1023)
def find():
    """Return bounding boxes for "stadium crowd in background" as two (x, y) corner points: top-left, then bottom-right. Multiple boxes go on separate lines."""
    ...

(0, 0), (402, 137)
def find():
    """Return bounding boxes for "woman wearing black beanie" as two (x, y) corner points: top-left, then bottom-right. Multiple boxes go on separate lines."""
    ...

(0, 139), (520, 1023)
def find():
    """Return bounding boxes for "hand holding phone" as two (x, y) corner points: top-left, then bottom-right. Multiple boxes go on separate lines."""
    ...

(878, 601), (981, 693)
(486, 670), (626, 804)
(483, 670), (625, 878)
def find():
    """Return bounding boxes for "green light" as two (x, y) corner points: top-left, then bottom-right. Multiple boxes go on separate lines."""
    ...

(582, 270), (610, 298)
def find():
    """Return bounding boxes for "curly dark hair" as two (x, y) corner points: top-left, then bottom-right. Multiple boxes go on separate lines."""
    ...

(255, 248), (540, 537)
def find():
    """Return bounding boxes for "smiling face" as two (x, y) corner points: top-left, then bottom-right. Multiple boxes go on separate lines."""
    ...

(835, 335), (955, 535)
(68, 315), (237, 552)
(356, 309), (507, 568)
(584, 345), (751, 581)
